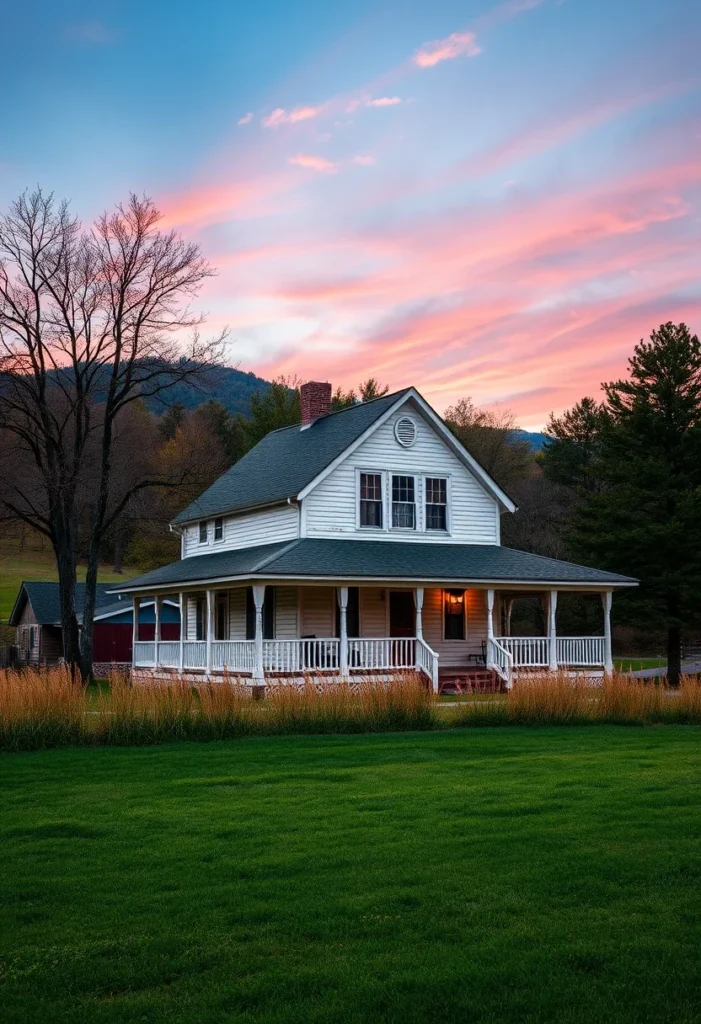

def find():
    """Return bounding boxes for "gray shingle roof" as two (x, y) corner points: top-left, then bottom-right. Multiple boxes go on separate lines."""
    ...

(173, 389), (411, 524)
(10, 583), (127, 626)
(110, 539), (637, 592)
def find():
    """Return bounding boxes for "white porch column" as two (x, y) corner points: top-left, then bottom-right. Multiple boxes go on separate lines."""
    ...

(132, 595), (139, 661)
(206, 589), (214, 677)
(414, 587), (424, 640)
(338, 587), (349, 682)
(548, 590), (558, 672)
(486, 589), (495, 645)
(155, 596), (162, 665)
(602, 591), (613, 675)
(252, 585), (266, 684)
(178, 592), (185, 672)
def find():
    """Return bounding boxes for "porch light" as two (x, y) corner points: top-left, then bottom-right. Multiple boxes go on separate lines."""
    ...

(446, 590), (464, 609)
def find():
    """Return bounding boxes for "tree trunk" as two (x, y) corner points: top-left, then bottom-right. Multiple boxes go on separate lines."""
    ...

(667, 623), (682, 688)
(113, 527), (123, 574)
(54, 536), (82, 685)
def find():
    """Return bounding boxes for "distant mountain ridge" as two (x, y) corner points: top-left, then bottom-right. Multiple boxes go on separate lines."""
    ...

(32, 363), (547, 446)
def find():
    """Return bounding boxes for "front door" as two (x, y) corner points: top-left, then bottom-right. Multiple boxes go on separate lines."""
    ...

(389, 591), (415, 637)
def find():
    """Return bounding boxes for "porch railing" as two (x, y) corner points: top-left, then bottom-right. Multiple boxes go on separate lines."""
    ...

(487, 637), (513, 687)
(557, 636), (605, 666)
(183, 641), (206, 670)
(213, 640), (255, 672)
(347, 638), (416, 671)
(264, 638), (340, 673)
(133, 641), (155, 667)
(495, 636), (549, 667)
(416, 638), (440, 690)
(157, 641), (180, 669)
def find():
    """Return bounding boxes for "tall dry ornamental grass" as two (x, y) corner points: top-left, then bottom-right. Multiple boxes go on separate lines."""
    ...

(457, 671), (701, 726)
(0, 665), (85, 749)
(1, 666), (700, 751)
(0, 668), (434, 750)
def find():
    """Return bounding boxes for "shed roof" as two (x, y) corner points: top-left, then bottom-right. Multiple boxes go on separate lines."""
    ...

(109, 539), (637, 592)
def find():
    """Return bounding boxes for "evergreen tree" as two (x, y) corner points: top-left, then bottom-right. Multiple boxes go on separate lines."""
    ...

(540, 397), (608, 494)
(567, 323), (701, 684)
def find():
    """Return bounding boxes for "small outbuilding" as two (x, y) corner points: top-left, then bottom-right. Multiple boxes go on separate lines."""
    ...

(8, 582), (180, 673)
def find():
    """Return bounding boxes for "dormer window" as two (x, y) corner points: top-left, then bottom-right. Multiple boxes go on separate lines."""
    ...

(392, 475), (416, 529)
(214, 517), (223, 541)
(425, 478), (448, 531)
(359, 473), (383, 528)
(198, 520), (208, 544)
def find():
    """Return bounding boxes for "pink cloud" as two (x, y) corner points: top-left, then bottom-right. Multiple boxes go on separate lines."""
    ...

(367, 96), (402, 107)
(414, 31), (481, 68)
(288, 154), (338, 172)
(352, 154), (375, 166)
(262, 105), (322, 128)
(237, 112), (253, 126)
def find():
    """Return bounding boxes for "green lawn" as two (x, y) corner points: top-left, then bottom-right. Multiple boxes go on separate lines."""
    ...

(614, 657), (667, 672)
(0, 536), (130, 623)
(1, 728), (700, 1023)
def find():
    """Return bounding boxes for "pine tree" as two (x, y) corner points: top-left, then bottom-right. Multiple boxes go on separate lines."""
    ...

(568, 323), (701, 684)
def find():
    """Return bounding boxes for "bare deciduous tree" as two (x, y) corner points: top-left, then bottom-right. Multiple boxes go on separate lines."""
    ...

(0, 189), (224, 681)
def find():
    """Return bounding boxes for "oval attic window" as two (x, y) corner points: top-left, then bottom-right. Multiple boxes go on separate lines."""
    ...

(394, 416), (417, 448)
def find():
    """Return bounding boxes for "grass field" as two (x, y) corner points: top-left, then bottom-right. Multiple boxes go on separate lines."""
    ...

(614, 657), (667, 671)
(0, 536), (129, 623)
(1, 728), (700, 1023)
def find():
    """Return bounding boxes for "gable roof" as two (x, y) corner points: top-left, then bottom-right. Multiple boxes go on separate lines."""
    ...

(9, 582), (124, 627)
(172, 386), (515, 525)
(8, 582), (178, 627)
(173, 389), (411, 525)
(110, 538), (637, 593)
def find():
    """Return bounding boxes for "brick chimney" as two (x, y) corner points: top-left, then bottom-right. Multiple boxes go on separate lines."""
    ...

(300, 381), (332, 427)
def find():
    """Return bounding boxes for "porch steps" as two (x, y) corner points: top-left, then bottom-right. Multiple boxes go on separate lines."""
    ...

(438, 668), (504, 695)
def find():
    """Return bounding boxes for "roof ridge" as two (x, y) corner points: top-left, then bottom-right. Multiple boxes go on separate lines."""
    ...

(261, 386), (412, 438)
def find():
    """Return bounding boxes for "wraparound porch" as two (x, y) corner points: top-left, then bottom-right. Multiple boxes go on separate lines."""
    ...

(130, 584), (615, 690)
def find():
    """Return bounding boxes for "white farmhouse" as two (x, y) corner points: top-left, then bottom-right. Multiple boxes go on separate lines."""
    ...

(113, 383), (636, 691)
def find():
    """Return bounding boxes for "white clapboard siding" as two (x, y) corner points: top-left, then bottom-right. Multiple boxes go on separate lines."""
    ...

(303, 405), (499, 544)
(182, 503), (299, 557)
(275, 587), (299, 638)
(186, 593), (204, 640)
(300, 587), (335, 638)
(360, 587), (387, 637)
(228, 587), (248, 640)
(423, 587), (487, 667)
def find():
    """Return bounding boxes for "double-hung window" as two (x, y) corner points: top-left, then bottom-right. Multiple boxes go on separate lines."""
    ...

(198, 520), (208, 544)
(425, 477), (448, 531)
(392, 475), (416, 530)
(359, 473), (383, 528)
(214, 517), (223, 541)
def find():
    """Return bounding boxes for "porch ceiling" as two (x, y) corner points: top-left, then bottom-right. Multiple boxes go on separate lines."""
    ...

(108, 539), (637, 596)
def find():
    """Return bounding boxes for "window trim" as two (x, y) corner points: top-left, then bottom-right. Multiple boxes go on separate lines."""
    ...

(442, 588), (467, 641)
(355, 469), (453, 536)
(390, 473), (417, 532)
(213, 517), (224, 542)
(425, 475), (449, 533)
(357, 469), (386, 531)
(198, 520), (208, 545)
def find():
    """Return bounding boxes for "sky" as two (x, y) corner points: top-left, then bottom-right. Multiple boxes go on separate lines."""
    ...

(2, 0), (700, 428)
